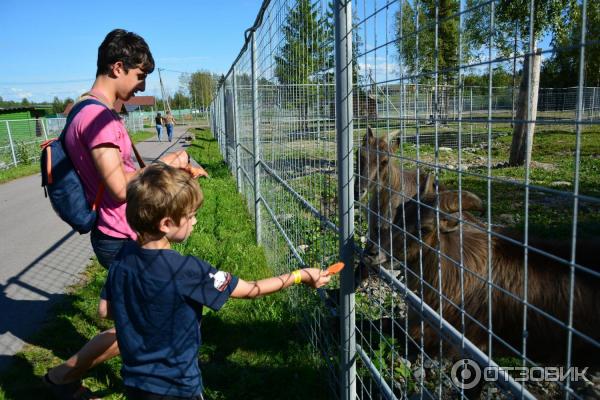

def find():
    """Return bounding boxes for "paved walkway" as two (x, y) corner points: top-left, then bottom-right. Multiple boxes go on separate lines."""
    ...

(0, 125), (197, 372)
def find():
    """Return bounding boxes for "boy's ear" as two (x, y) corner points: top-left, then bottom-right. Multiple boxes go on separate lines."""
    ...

(158, 217), (174, 234)
(111, 61), (125, 77)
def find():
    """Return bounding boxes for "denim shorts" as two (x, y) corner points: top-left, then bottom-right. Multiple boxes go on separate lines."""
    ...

(90, 227), (128, 269)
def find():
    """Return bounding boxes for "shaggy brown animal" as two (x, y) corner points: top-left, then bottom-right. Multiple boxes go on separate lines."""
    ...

(366, 180), (600, 366)
(355, 127), (439, 256)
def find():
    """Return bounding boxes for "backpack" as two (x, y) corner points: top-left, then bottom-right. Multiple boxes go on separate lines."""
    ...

(40, 99), (109, 234)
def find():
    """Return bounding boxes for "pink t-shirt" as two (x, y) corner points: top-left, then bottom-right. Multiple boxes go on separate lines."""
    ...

(64, 102), (137, 239)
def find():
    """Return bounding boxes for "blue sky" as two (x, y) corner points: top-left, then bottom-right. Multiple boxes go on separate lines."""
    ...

(1, 0), (264, 103)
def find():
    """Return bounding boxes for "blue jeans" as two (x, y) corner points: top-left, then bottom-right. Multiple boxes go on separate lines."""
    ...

(156, 125), (163, 141)
(90, 228), (128, 269)
(166, 123), (174, 141)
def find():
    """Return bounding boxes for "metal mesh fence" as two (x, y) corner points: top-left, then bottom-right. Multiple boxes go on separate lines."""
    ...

(212, 0), (600, 399)
(0, 111), (188, 170)
(0, 119), (59, 169)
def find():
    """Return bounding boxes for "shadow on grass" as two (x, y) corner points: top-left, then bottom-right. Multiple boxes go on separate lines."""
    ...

(200, 313), (330, 400)
(0, 290), (122, 399)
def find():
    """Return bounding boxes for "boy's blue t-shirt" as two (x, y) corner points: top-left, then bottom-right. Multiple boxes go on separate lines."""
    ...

(102, 241), (239, 397)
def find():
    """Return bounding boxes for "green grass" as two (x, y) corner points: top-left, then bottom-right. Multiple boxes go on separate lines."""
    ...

(391, 128), (600, 238)
(0, 128), (330, 400)
(0, 130), (156, 184)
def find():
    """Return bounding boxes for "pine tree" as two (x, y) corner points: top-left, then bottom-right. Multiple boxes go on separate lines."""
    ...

(274, 0), (332, 130)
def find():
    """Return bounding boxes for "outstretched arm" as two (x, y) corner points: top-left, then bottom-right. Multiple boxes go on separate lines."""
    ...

(231, 268), (330, 299)
(159, 150), (209, 178)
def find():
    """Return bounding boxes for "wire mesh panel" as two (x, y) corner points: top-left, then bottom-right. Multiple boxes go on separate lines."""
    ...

(212, 0), (600, 399)
(253, 0), (343, 394)
(352, 0), (600, 399)
(0, 118), (54, 169)
(213, 0), (346, 396)
(234, 47), (257, 219)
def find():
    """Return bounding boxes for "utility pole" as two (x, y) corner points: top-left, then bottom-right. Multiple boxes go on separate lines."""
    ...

(158, 68), (171, 112)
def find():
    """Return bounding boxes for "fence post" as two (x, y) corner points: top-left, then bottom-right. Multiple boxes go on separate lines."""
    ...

(6, 121), (17, 166)
(223, 80), (230, 165)
(232, 65), (242, 193)
(335, 1), (356, 399)
(40, 118), (48, 140)
(251, 30), (262, 245)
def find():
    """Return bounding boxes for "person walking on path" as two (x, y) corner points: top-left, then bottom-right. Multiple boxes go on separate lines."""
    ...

(99, 163), (331, 399)
(164, 110), (176, 142)
(43, 28), (207, 400)
(154, 112), (164, 141)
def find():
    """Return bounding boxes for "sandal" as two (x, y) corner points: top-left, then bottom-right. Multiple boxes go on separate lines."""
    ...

(43, 373), (97, 400)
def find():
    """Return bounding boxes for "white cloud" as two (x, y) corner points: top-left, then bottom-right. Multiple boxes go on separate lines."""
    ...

(9, 87), (33, 99)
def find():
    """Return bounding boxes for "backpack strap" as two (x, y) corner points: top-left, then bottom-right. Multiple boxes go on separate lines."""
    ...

(59, 97), (108, 207)
(78, 92), (146, 168)
(131, 143), (146, 168)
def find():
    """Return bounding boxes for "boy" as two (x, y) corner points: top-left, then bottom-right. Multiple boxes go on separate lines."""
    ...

(99, 163), (331, 399)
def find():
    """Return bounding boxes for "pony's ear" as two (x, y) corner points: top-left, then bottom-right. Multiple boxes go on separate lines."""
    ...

(419, 173), (435, 197)
(389, 136), (400, 153)
(365, 126), (376, 145)
(367, 126), (374, 138)
(438, 190), (483, 214)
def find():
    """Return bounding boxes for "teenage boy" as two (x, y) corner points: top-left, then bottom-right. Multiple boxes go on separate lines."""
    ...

(44, 29), (207, 400)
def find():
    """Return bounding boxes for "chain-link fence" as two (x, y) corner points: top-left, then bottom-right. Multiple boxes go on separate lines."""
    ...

(0, 118), (59, 169)
(0, 108), (209, 170)
(211, 0), (600, 399)
(0, 115), (146, 170)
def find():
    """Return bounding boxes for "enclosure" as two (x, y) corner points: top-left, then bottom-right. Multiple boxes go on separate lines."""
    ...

(211, 0), (599, 399)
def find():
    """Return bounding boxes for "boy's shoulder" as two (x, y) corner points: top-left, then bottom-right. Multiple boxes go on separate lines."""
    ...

(116, 241), (215, 278)
(71, 102), (117, 125)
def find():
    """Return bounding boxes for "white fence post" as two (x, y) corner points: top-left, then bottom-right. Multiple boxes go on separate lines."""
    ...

(40, 118), (48, 140)
(6, 121), (18, 166)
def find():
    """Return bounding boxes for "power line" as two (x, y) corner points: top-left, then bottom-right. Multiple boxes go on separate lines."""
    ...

(0, 78), (92, 85)
(158, 68), (192, 75)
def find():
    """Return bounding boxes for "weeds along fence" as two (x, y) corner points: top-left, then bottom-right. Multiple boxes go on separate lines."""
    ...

(211, 0), (600, 399)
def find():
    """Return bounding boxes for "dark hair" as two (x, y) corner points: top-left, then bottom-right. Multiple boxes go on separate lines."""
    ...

(96, 29), (155, 77)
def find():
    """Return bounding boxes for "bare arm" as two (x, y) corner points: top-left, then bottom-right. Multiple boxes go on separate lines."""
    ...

(98, 298), (112, 319)
(90, 145), (139, 202)
(231, 268), (330, 299)
(159, 150), (209, 178)
(92, 147), (207, 203)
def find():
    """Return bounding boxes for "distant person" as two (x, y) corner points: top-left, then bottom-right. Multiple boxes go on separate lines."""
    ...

(155, 112), (164, 141)
(43, 28), (208, 400)
(98, 163), (332, 399)
(164, 110), (176, 142)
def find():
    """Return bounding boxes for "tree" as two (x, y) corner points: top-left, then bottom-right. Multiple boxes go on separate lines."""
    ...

(170, 90), (190, 110)
(274, 0), (332, 130)
(464, 0), (571, 166)
(540, 1), (600, 88)
(395, 0), (459, 84)
(323, 2), (362, 85)
(188, 70), (218, 110)
(51, 96), (63, 114)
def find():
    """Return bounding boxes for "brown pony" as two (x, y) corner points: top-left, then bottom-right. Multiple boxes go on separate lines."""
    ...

(368, 180), (600, 366)
(354, 126), (439, 262)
